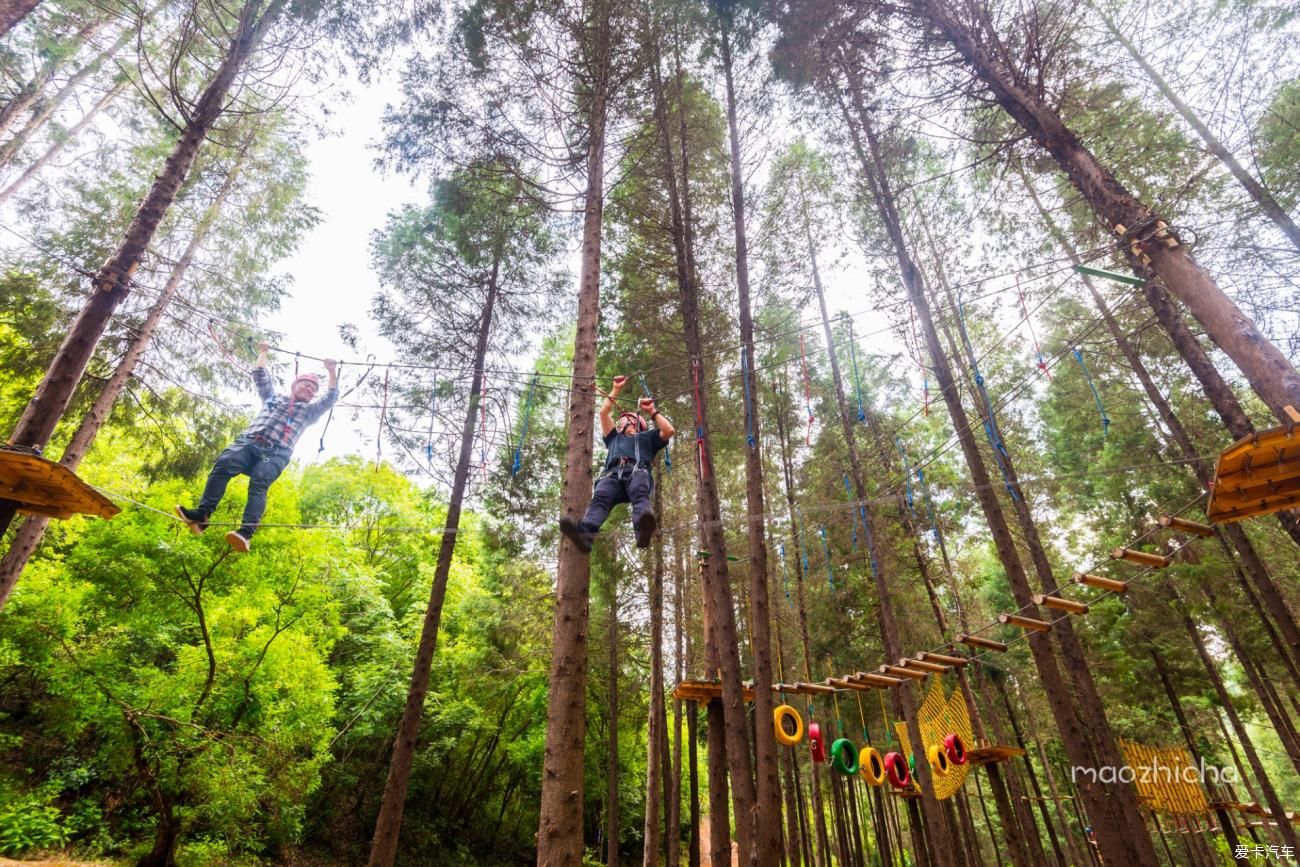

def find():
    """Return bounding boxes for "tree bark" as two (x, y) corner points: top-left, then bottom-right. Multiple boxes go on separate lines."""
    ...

(840, 82), (1157, 866)
(367, 254), (501, 867)
(607, 573), (620, 867)
(649, 21), (758, 866)
(718, 21), (782, 866)
(1, 0), (286, 544)
(1089, 2), (1300, 252)
(535, 1), (611, 860)
(1178, 592), (1298, 849)
(996, 680), (1067, 867)
(670, 528), (685, 867)
(909, 0), (1300, 422)
(0, 0), (40, 36)
(0, 132), (240, 610)
(644, 481), (666, 867)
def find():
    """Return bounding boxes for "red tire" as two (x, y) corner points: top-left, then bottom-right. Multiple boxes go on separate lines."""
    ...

(884, 751), (911, 788)
(809, 721), (826, 763)
(944, 732), (968, 766)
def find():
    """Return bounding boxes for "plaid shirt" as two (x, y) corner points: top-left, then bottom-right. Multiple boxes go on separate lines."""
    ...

(241, 367), (338, 450)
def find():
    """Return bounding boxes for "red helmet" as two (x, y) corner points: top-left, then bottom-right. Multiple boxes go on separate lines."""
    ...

(617, 411), (646, 432)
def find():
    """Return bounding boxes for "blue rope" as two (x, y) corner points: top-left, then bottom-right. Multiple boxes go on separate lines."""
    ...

(956, 301), (1019, 501)
(639, 373), (670, 472)
(741, 347), (756, 449)
(511, 373), (539, 476)
(1072, 347), (1111, 437)
(819, 527), (835, 590)
(778, 543), (791, 602)
(916, 467), (942, 547)
(796, 505), (809, 573)
(895, 438), (917, 520)
(858, 504), (878, 576)
(842, 474), (858, 551)
(844, 313), (866, 423)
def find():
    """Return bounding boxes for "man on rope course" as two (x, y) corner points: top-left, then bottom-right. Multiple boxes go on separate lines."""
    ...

(559, 375), (674, 553)
(175, 341), (338, 552)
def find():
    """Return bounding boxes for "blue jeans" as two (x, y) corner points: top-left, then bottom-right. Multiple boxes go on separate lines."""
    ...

(579, 469), (653, 535)
(197, 437), (292, 536)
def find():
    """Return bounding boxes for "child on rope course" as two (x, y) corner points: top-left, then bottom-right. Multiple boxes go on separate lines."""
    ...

(559, 375), (674, 553)
(176, 342), (338, 552)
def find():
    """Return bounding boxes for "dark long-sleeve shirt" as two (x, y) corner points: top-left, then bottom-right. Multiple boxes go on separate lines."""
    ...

(241, 367), (338, 450)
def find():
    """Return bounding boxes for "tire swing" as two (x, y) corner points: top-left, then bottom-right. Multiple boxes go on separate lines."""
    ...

(927, 743), (951, 778)
(774, 704), (804, 746)
(859, 746), (886, 786)
(830, 737), (859, 776)
(944, 732), (968, 766)
(808, 721), (827, 763)
(883, 751), (911, 789)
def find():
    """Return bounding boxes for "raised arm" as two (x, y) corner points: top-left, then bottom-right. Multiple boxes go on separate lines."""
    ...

(640, 396), (674, 441)
(599, 375), (627, 438)
(252, 341), (274, 401)
(305, 359), (340, 423)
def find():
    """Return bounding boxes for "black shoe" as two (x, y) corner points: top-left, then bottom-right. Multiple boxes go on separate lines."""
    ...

(175, 505), (207, 535)
(225, 529), (252, 553)
(635, 511), (657, 549)
(558, 517), (593, 554)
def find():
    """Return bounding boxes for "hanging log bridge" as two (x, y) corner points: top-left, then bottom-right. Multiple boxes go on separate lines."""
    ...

(0, 445), (119, 521)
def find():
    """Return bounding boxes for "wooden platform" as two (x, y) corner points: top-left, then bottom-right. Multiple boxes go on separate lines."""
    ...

(672, 680), (756, 702)
(0, 447), (118, 520)
(1206, 408), (1300, 523)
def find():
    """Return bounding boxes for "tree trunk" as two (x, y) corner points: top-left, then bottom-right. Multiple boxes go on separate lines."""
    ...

(707, 701), (732, 867)
(608, 573), (620, 867)
(690, 701), (702, 867)
(0, 0), (40, 36)
(839, 82), (1157, 866)
(805, 234), (953, 866)
(996, 680), (1067, 867)
(0, 77), (126, 206)
(649, 22), (757, 866)
(1178, 593), (1298, 849)
(1090, 2), (1300, 252)
(671, 528), (685, 867)
(367, 255), (501, 866)
(0, 137), (240, 610)
(718, 22), (782, 866)
(1, 0), (286, 542)
(645, 485), (666, 867)
(772, 392), (831, 867)
(909, 0), (1300, 422)
(535, 1), (611, 860)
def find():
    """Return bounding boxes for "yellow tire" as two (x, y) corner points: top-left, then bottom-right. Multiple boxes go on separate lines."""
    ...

(928, 743), (951, 777)
(859, 746), (886, 786)
(773, 704), (803, 746)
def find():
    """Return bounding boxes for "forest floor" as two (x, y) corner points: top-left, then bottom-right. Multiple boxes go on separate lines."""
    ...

(0, 860), (119, 866)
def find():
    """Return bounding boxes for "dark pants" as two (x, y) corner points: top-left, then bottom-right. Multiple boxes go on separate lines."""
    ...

(579, 469), (653, 535)
(197, 437), (292, 536)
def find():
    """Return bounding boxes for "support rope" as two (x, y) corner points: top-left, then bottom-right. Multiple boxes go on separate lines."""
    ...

(842, 473), (858, 551)
(741, 346), (756, 449)
(956, 299), (1019, 501)
(800, 332), (815, 445)
(819, 526), (835, 590)
(691, 358), (709, 481)
(1016, 277), (1051, 379)
(511, 372), (539, 476)
(1072, 346), (1111, 437)
(638, 373), (670, 472)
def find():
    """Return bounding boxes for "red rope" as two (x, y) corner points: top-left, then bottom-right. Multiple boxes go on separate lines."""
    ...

(1016, 277), (1052, 379)
(691, 358), (709, 481)
(800, 332), (814, 445)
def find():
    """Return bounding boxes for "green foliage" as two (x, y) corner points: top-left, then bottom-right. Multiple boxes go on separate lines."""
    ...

(0, 789), (71, 856)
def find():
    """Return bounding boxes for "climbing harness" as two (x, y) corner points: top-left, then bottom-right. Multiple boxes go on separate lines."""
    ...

(1072, 346), (1111, 437)
(511, 372), (539, 476)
